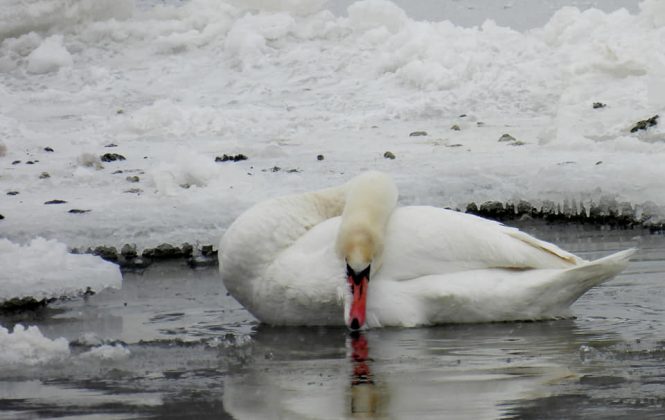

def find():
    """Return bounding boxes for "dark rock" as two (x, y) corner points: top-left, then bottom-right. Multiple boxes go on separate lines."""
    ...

(12, 160), (20, 165)
(101, 153), (126, 162)
(93, 246), (119, 262)
(317, 154), (324, 161)
(44, 199), (67, 205)
(270, 166), (281, 172)
(121, 244), (138, 258)
(116, 109), (124, 114)
(26, 161), (35, 165)
(595, 161), (603, 165)
(0, 214), (4, 220)
(383, 151), (396, 159)
(44, 147), (54, 152)
(185, 244), (215, 267)
(287, 168), (301, 173)
(68, 209), (91, 214)
(516, 200), (534, 216)
(508, 141), (526, 146)
(479, 201), (506, 217)
(112, 170), (123, 174)
(143, 243), (183, 259)
(201, 245), (215, 256)
(6, 191), (19, 196)
(498, 133), (516, 142)
(124, 188), (143, 194)
(39, 172), (50, 179)
(105, 143), (118, 148)
(181, 243), (193, 257)
(215, 154), (248, 162)
(450, 124), (461, 131)
(465, 202), (478, 214)
(126, 175), (140, 183)
(476, 122), (485, 127)
(592, 102), (606, 109)
(0, 296), (54, 313)
(459, 114), (467, 118)
(409, 131), (428, 137)
(630, 115), (659, 133)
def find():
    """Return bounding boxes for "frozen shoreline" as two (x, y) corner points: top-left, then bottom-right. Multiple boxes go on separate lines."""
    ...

(1, 0), (664, 252)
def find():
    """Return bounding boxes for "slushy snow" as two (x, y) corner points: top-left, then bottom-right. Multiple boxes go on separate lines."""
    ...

(0, 0), (664, 255)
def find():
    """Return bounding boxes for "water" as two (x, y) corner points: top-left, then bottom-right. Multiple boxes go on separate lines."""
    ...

(1, 225), (665, 419)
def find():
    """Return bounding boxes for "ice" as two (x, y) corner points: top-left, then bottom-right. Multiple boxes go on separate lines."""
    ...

(0, 0), (663, 252)
(79, 344), (131, 361)
(0, 238), (122, 303)
(0, 324), (70, 367)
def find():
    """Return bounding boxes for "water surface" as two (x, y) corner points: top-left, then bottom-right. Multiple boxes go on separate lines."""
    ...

(1, 225), (664, 419)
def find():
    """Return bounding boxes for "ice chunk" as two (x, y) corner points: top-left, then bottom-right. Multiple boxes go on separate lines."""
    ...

(79, 344), (130, 361)
(0, 238), (122, 303)
(0, 324), (70, 366)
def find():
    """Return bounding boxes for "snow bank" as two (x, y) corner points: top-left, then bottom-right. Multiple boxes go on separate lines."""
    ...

(0, 0), (663, 250)
(0, 238), (122, 303)
(0, 0), (134, 40)
(0, 324), (70, 366)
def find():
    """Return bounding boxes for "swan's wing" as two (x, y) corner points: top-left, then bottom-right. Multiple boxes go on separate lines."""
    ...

(379, 206), (584, 281)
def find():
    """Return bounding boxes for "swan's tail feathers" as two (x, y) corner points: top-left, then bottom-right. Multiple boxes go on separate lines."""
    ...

(539, 248), (637, 310)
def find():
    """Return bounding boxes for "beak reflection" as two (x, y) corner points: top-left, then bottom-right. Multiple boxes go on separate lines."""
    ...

(348, 331), (380, 416)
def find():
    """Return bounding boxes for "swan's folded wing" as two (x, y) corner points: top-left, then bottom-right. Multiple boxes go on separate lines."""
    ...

(380, 206), (584, 281)
(500, 225), (584, 265)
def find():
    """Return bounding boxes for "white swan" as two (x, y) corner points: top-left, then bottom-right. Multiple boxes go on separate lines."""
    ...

(219, 171), (635, 329)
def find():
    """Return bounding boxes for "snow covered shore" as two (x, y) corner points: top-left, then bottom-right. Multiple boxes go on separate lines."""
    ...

(1, 0), (664, 255)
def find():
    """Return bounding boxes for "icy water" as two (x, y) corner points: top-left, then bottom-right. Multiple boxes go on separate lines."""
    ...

(1, 225), (665, 419)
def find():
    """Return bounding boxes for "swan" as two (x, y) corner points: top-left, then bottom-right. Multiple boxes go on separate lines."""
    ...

(219, 171), (635, 330)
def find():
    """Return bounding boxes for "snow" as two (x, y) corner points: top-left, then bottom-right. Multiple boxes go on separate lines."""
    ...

(0, 0), (663, 255)
(79, 344), (131, 361)
(0, 325), (131, 367)
(0, 237), (122, 303)
(26, 35), (72, 74)
(0, 324), (70, 367)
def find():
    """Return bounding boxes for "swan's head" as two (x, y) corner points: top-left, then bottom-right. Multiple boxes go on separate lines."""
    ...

(342, 230), (377, 331)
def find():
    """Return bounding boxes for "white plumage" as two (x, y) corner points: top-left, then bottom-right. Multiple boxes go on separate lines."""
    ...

(219, 171), (635, 328)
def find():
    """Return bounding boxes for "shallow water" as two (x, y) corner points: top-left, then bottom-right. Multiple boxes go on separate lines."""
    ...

(1, 225), (665, 419)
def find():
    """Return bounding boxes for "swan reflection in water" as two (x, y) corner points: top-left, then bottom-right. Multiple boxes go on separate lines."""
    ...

(348, 331), (382, 417)
(222, 322), (600, 419)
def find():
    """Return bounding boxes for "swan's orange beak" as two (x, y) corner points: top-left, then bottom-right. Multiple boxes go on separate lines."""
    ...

(347, 264), (370, 330)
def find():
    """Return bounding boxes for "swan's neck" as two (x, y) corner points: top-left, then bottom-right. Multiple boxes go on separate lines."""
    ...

(336, 171), (398, 274)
